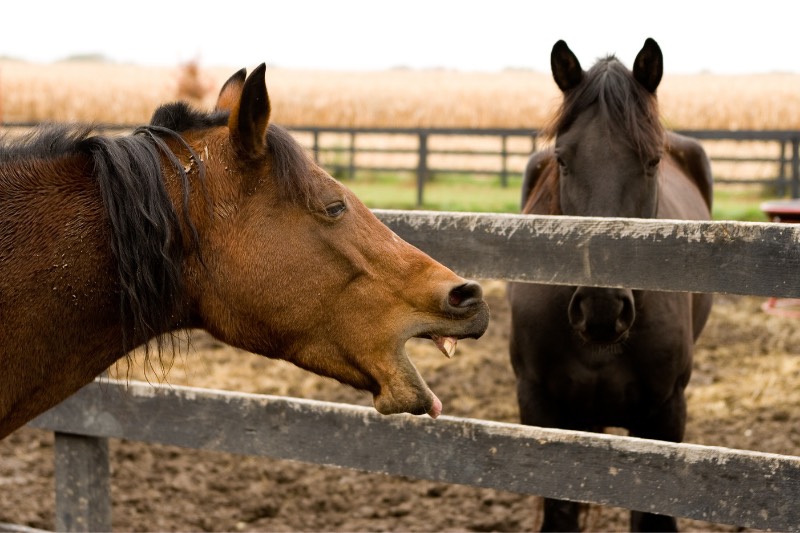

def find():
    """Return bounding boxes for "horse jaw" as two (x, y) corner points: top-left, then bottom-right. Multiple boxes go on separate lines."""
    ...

(371, 334), (473, 418)
(371, 345), (444, 419)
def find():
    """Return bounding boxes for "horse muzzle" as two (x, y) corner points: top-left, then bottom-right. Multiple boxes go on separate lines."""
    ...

(373, 279), (490, 418)
(568, 286), (635, 345)
(419, 280), (491, 356)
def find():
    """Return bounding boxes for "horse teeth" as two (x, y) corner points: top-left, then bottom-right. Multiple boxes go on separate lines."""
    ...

(435, 337), (458, 358)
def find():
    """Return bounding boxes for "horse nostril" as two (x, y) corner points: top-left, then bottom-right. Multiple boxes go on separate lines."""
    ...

(567, 293), (587, 331)
(447, 281), (484, 309)
(617, 295), (636, 334)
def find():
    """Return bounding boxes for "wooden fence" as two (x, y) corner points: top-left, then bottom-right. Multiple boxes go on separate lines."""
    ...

(4, 123), (800, 204)
(26, 210), (800, 532)
(289, 127), (800, 204)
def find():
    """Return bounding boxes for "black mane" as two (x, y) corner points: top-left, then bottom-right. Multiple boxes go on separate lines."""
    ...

(149, 101), (228, 132)
(545, 55), (664, 161)
(0, 115), (205, 352)
(0, 124), (95, 163)
(92, 125), (199, 351)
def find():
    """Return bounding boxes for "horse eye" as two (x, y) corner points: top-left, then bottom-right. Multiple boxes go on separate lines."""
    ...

(556, 157), (568, 172)
(647, 157), (661, 169)
(324, 201), (347, 218)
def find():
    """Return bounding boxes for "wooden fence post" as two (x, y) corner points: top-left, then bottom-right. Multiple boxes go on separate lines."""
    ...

(348, 131), (356, 180)
(54, 433), (111, 532)
(792, 137), (800, 199)
(312, 129), (320, 164)
(778, 140), (787, 197)
(417, 132), (428, 207)
(500, 135), (508, 187)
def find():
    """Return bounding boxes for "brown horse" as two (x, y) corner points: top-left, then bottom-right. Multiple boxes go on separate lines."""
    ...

(508, 39), (713, 531)
(0, 65), (490, 439)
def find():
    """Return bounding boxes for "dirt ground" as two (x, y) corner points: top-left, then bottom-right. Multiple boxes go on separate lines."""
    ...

(1, 282), (799, 532)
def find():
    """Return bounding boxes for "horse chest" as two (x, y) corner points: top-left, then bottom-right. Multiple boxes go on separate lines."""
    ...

(548, 356), (640, 415)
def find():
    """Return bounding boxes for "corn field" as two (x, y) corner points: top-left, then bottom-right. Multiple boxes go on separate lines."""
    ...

(2, 60), (800, 130)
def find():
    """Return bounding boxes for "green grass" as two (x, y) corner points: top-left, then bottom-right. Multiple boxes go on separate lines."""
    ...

(342, 172), (776, 221)
(342, 172), (522, 213)
(712, 188), (772, 222)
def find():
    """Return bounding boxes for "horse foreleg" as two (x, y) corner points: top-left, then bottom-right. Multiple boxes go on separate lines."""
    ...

(630, 511), (678, 532)
(628, 391), (687, 532)
(516, 381), (587, 532)
(541, 498), (582, 532)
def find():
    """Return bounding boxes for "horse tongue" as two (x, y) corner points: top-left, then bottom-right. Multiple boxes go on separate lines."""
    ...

(432, 336), (458, 358)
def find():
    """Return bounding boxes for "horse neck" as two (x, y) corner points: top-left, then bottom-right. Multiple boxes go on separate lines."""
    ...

(523, 162), (561, 215)
(0, 153), (142, 437)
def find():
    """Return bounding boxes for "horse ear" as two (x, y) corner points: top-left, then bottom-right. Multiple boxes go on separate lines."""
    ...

(228, 63), (270, 158)
(215, 68), (247, 112)
(551, 40), (584, 92)
(633, 38), (663, 93)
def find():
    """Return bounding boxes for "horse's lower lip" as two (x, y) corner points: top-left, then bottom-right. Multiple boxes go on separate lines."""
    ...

(578, 332), (627, 354)
(372, 385), (439, 418)
(427, 393), (443, 418)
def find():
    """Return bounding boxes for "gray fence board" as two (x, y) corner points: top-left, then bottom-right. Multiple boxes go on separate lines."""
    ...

(375, 210), (800, 297)
(29, 380), (800, 532)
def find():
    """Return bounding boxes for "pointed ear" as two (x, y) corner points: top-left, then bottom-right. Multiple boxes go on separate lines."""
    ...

(215, 68), (246, 112)
(228, 63), (270, 158)
(551, 40), (584, 92)
(633, 38), (663, 93)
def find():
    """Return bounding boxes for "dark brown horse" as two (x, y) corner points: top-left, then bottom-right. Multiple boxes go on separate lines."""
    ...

(508, 39), (713, 531)
(0, 65), (490, 439)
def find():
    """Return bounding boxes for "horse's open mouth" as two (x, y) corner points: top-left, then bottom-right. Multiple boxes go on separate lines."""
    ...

(372, 305), (490, 419)
(368, 350), (448, 419)
(370, 341), (448, 419)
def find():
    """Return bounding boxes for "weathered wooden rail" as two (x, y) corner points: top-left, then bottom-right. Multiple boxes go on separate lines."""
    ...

(27, 210), (800, 532)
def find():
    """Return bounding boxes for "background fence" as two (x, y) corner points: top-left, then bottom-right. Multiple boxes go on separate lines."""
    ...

(24, 210), (800, 532)
(289, 127), (800, 204)
(3, 123), (800, 205)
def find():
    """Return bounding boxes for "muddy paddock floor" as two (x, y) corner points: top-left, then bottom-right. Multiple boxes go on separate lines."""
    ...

(2, 282), (799, 531)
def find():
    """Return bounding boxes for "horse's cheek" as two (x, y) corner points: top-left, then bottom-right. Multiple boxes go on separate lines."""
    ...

(238, 232), (343, 330)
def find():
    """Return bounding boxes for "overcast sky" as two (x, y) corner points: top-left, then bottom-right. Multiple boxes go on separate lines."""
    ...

(2, 1), (798, 74)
